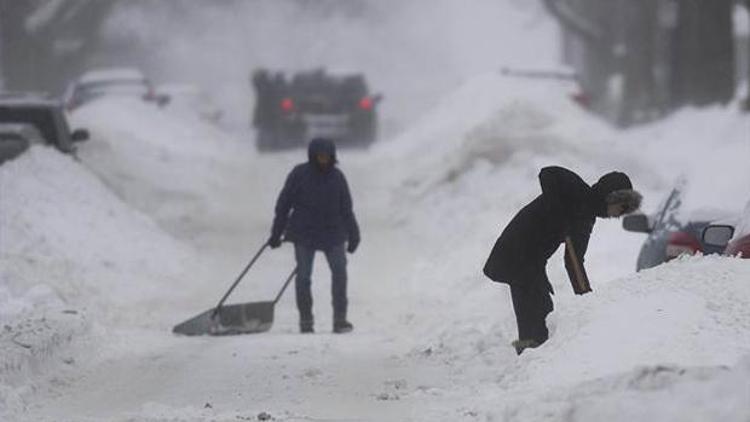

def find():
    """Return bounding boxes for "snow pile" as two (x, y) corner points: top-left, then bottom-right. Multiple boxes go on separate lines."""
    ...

(375, 73), (605, 194)
(70, 97), (262, 242)
(0, 146), (197, 414)
(366, 70), (750, 420)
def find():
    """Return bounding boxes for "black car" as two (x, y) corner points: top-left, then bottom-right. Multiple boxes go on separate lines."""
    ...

(0, 123), (47, 164)
(622, 181), (734, 270)
(0, 93), (89, 161)
(252, 68), (381, 151)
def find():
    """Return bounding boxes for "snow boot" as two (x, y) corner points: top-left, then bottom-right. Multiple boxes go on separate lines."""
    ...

(512, 339), (541, 355)
(333, 320), (353, 334)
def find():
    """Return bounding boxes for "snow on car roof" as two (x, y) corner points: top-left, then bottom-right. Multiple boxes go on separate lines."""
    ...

(0, 123), (41, 132)
(156, 83), (202, 95)
(78, 68), (147, 84)
(0, 95), (61, 107)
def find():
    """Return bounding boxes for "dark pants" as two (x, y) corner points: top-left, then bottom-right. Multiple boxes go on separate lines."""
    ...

(294, 243), (348, 323)
(509, 273), (553, 344)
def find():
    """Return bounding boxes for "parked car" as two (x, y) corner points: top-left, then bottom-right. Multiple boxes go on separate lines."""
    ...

(0, 123), (46, 164)
(702, 200), (750, 259)
(622, 181), (735, 270)
(63, 67), (167, 111)
(0, 93), (89, 158)
(157, 83), (223, 123)
(251, 67), (382, 151)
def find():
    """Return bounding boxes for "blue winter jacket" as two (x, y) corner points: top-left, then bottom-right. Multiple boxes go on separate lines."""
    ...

(271, 139), (360, 251)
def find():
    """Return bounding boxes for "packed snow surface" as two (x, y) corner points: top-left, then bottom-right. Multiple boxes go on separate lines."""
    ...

(2, 5), (750, 421)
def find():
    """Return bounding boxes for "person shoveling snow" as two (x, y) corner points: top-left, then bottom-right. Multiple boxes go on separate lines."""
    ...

(484, 166), (642, 355)
(269, 138), (361, 334)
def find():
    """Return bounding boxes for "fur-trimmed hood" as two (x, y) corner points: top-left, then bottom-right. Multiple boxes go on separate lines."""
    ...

(590, 171), (640, 217)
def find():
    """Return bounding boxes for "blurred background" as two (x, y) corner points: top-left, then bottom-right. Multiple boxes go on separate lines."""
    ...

(2, 0), (747, 134)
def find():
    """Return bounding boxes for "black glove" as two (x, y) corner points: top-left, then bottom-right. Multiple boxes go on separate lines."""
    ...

(347, 237), (359, 254)
(268, 236), (282, 249)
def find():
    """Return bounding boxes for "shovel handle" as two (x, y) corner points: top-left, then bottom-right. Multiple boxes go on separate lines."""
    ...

(213, 242), (269, 317)
(273, 268), (298, 305)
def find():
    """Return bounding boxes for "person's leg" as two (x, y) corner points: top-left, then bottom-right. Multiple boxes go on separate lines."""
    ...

(324, 244), (351, 332)
(529, 272), (554, 344)
(509, 285), (527, 340)
(294, 243), (316, 332)
(510, 279), (551, 354)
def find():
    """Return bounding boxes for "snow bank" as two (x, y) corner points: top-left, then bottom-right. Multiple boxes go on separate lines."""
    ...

(0, 146), (196, 414)
(65, 97), (294, 261)
(372, 71), (750, 420)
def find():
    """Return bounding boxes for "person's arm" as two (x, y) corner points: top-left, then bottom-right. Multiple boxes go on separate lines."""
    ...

(340, 173), (360, 253)
(270, 168), (298, 245)
(564, 218), (594, 294)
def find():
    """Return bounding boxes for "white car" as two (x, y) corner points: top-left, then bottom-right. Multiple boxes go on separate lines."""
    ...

(63, 67), (165, 111)
(157, 83), (223, 123)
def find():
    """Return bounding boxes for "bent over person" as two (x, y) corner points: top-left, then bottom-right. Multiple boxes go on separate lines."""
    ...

(484, 166), (641, 355)
(269, 138), (360, 334)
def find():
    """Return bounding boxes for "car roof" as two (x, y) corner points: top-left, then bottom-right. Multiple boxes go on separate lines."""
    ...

(0, 96), (61, 108)
(0, 91), (59, 104)
(78, 67), (147, 84)
(0, 122), (42, 132)
(157, 83), (202, 94)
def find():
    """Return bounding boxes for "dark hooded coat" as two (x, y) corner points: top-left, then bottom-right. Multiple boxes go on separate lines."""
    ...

(483, 166), (632, 291)
(271, 138), (360, 251)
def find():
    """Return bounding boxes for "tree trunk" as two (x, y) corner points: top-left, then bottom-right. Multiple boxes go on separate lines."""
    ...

(671, 0), (735, 107)
(618, 0), (659, 125)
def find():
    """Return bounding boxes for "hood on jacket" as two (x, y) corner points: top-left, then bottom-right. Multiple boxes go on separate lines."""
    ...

(308, 138), (338, 168)
(591, 171), (636, 217)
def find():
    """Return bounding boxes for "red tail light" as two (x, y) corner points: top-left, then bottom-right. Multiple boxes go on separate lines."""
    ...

(280, 98), (294, 112)
(665, 231), (701, 260)
(570, 92), (591, 109)
(358, 96), (373, 110)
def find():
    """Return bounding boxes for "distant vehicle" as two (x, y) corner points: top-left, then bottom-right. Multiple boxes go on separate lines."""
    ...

(0, 93), (89, 159)
(63, 67), (167, 111)
(622, 182), (734, 270)
(703, 200), (750, 259)
(157, 83), (223, 123)
(251, 67), (382, 151)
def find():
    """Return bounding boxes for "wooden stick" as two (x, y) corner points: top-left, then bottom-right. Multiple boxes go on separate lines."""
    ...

(565, 236), (592, 294)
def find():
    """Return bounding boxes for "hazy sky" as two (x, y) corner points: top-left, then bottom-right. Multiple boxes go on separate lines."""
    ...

(100, 0), (559, 133)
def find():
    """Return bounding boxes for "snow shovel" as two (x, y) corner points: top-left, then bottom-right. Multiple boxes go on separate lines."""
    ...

(173, 243), (298, 336)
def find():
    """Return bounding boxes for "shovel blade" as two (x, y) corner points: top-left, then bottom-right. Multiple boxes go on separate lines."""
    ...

(173, 301), (275, 336)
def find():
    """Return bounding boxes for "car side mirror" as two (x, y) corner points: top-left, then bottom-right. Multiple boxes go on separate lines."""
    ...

(622, 213), (651, 233)
(703, 225), (734, 248)
(71, 129), (89, 142)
